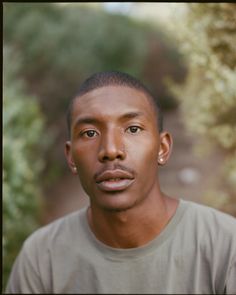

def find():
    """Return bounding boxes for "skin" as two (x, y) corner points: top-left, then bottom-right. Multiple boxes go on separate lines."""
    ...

(65, 85), (179, 248)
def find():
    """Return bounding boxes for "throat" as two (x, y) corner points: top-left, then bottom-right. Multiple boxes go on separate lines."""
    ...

(87, 198), (177, 249)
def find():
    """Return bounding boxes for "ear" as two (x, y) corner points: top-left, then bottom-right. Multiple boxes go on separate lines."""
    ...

(65, 141), (78, 174)
(158, 132), (173, 166)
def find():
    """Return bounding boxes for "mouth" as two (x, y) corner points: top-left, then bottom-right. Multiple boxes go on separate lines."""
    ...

(96, 178), (135, 192)
(95, 169), (135, 192)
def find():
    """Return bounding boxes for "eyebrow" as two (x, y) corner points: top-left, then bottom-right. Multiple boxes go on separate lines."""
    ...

(120, 111), (145, 120)
(73, 111), (146, 129)
(73, 117), (100, 129)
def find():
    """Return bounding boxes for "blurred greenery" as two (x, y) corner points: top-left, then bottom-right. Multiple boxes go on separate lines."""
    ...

(3, 45), (46, 290)
(168, 3), (236, 216)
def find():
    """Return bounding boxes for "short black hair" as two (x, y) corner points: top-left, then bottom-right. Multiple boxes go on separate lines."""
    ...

(67, 71), (163, 137)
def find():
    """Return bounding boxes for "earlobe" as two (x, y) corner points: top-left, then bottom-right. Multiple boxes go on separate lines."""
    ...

(158, 132), (173, 166)
(65, 141), (78, 174)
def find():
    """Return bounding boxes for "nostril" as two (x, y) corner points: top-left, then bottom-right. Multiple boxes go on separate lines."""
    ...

(99, 148), (126, 162)
(102, 155), (110, 161)
(101, 153), (123, 162)
(117, 154), (123, 160)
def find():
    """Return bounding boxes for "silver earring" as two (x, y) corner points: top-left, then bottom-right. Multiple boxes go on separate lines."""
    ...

(159, 158), (164, 163)
(73, 167), (77, 172)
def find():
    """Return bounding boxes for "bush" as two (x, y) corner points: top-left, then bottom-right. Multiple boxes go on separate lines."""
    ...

(168, 3), (236, 216)
(3, 3), (147, 123)
(3, 45), (46, 290)
(3, 3), (186, 118)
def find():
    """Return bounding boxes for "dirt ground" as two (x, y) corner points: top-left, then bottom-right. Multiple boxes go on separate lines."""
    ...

(41, 108), (222, 225)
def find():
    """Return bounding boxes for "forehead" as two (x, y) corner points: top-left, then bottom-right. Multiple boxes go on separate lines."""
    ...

(72, 85), (156, 121)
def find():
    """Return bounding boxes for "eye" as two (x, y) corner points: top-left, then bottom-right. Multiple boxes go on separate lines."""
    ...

(126, 126), (142, 134)
(81, 130), (98, 138)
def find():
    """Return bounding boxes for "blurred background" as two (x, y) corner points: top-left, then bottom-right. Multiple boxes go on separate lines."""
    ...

(3, 3), (236, 290)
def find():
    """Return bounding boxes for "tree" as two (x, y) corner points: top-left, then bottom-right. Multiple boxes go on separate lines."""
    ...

(3, 45), (46, 290)
(168, 3), (236, 215)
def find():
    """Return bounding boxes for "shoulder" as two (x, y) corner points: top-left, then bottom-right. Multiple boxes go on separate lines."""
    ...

(181, 200), (236, 292)
(184, 200), (236, 229)
(24, 207), (88, 253)
(181, 200), (236, 248)
(5, 208), (89, 293)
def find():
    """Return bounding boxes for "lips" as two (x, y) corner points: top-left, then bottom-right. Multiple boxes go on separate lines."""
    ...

(95, 169), (135, 192)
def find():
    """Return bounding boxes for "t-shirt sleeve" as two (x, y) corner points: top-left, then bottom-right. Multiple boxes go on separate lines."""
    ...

(225, 258), (236, 295)
(5, 242), (46, 294)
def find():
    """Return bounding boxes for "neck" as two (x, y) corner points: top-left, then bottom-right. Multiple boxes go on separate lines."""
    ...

(87, 192), (178, 249)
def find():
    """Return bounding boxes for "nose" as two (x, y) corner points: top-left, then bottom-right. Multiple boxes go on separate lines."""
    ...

(98, 129), (126, 162)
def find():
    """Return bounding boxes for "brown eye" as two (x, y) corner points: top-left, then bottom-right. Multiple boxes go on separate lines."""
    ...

(127, 126), (142, 134)
(83, 130), (98, 138)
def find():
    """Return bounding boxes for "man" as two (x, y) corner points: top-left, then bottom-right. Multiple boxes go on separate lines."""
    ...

(6, 71), (236, 294)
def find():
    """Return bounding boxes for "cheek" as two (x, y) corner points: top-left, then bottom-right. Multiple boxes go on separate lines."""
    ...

(128, 143), (159, 195)
(72, 145), (96, 195)
(127, 136), (159, 171)
(72, 143), (97, 175)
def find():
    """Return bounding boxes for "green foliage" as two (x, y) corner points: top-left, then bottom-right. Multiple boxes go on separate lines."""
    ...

(3, 3), (185, 120)
(3, 3), (146, 122)
(3, 45), (45, 290)
(168, 3), (236, 215)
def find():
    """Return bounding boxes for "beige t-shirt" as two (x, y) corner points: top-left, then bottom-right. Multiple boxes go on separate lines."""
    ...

(6, 199), (236, 294)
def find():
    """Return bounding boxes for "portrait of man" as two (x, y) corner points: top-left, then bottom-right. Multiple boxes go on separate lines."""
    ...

(5, 71), (236, 294)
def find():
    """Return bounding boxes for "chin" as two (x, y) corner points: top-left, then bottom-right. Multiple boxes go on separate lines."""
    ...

(101, 203), (134, 213)
(94, 192), (137, 213)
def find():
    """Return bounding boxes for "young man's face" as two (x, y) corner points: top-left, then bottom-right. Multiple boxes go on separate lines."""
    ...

(66, 85), (171, 212)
